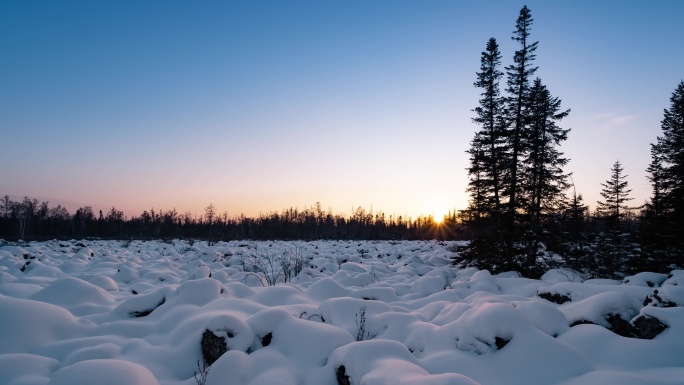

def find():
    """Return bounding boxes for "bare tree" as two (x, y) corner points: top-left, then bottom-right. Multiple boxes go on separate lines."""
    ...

(205, 203), (216, 238)
(14, 197), (37, 239)
(246, 250), (283, 286)
(1, 196), (13, 218)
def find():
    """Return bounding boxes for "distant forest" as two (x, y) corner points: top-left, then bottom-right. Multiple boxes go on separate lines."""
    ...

(2, 6), (682, 279)
(0, 199), (462, 242)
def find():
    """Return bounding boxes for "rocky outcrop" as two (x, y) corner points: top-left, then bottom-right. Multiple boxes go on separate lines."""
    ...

(201, 329), (228, 365)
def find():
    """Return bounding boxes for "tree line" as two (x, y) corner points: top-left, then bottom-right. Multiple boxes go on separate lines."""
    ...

(457, 6), (684, 278)
(0, 199), (461, 242)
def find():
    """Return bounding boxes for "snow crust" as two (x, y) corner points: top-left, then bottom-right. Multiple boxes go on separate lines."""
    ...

(0, 240), (682, 385)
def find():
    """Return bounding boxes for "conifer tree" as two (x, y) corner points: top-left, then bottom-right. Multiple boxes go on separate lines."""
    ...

(463, 38), (509, 271)
(645, 143), (665, 219)
(562, 179), (589, 270)
(504, 5), (538, 221)
(658, 81), (684, 222)
(639, 143), (668, 271)
(521, 78), (570, 224)
(595, 160), (637, 276)
(467, 38), (508, 270)
(471, 37), (507, 216)
(517, 78), (571, 271)
(597, 160), (633, 225)
(644, 81), (684, 267)
(465, 132), (488, 220)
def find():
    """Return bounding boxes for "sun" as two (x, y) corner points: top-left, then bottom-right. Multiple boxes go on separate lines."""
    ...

(420, 197), (452, 225)
(433, 210), (447, 224)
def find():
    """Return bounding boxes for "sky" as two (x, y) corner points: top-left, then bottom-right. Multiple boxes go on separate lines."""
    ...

(1, 0), (683, 220)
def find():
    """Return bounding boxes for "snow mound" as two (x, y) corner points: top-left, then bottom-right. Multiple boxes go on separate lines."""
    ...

(0, 353), (59, 385)
(205, 313), (254, 353)
(0, 296), (91, 354)
(48, 359), (160, 385)
(449, 303), (527, 354)
(29, 277), (115, 315)
(328, 340), (479, 385)
(561, 291), (638, 327)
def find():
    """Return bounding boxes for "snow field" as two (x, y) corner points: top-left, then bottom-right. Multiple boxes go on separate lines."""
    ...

(0, 239), (683, 385)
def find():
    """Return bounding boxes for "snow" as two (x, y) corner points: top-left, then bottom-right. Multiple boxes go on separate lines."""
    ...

(0, 239), (682, 384)
(48, 359), (160, 385)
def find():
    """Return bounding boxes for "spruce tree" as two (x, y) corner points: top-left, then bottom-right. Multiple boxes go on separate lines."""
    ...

(658, 81), (684, 224)
(644, 80), (684, 268)
(639, 143), (668, 271)
(463, 38), (509, 271)
(521, 78), (570, 224)
(465, 132), (489, 220)
(597, 160), (633, 226)
(645, 143), (665, 219)
(518, 78), (571, 272)
(464, 132), (510, 271)
(562, 179), (589, 271)
(472, 37), (507, 216)
(504, 5), (538, 221)
(595, 160), (637, 276)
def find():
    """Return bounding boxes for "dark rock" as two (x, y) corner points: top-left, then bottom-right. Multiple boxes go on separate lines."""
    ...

(603, 313), (668, 339)
(633, 315), (668, 339)
(336, 365), (352, 385)
(570, 313), (668, 339)
(606, 314), (635, 338)
(201, 329), (227, 366)
(494, 336), (510, 350)
(538, 292), (571, 304)
(261, 332), (272, 347)
(570, 319), (596, 327)
(643, 290), (677, 307)
(129, 297), (165, 318)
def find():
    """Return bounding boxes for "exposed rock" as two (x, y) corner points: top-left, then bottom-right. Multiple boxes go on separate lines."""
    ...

(606, 314), (635, 338)
(643, 290), (677, 307)
(494, 336), (510, 350)
(632, 315), (668, 339)
(538, 292), (571, 304)
(336, 365), (352, 385)
(201, 329), (227, 366)
(261, 332), (272, 347)
(572, 313), (669, 339)
(129, 297), (165, 318)
(569, 319), (596, 327)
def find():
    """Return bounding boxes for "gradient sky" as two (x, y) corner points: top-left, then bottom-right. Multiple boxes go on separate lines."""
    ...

(2, 1), (683, 220)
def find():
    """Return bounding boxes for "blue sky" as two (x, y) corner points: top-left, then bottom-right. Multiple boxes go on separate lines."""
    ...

(1, 1), (683, 219)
